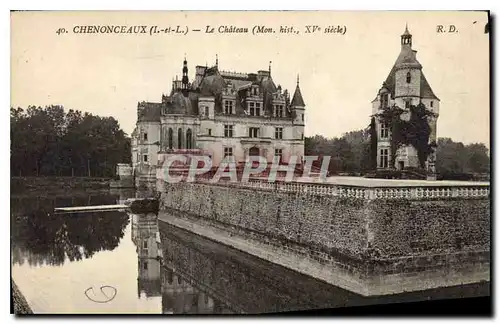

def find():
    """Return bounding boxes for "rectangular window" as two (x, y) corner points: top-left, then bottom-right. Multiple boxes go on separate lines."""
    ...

(143, 133), (148, 141)
(275, 149), (283, 161)
(275, 127), (283, 139)
(430, 101), (434, 108)
(248, 102), (255, 116)
(143, 241), (148, 249)
(381, 94), (389, 108)
(224, 125), (233, 137)
(143, 154), (148, 162)
(380, 123), (389, 139)
(405, 100), (411, 109)
(379, 148), (389, 168)
(208, 128), (212, 136)
(205, 106), (209, 116)
(167, 270), (173, 284)
(224, 100), (234, 114)
(249, 127), (259, 138)
(275, 105), (284, 118)
(143, 261), (148, 270)
(224, 147), (233, 157)
(255, 102), (261, 116)
(302, 113), (304, 122)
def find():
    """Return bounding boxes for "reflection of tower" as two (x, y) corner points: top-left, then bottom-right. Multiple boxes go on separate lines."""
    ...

(160, 265), (215, 314)
(131, 212), (162, 298)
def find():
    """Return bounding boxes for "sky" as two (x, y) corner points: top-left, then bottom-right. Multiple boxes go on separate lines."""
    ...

(11, 11), (490, 146)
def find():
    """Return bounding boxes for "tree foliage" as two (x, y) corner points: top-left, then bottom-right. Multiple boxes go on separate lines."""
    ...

(305, 132), (489, 178)
(11, 105), (131, 177)
(436, 138), (490, 177)
(376, 103), (436, 169)
(305, 129), (371, 174)
(369, 117), (378, 170)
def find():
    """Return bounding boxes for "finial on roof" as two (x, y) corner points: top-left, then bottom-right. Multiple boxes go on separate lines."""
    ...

(297, 74), (300, 85)
(216, 54), (218, 67)
(269, 61), (272, 75)
(403, 23), (411, 35)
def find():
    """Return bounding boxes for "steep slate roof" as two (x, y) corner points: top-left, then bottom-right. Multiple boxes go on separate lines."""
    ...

(290, 84), (305, 107)
(137, 102), (161, 122)
(136, 62), (296, 119)
(383, 46), (439, 100)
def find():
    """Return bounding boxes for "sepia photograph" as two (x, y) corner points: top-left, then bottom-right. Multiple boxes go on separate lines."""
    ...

(10, 10), (491, 316)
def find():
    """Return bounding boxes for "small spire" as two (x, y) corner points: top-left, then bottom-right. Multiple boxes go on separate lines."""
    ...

(402, 23), (411, 36)
(297, 74), (300, 85)
(215, 54), (218, 67)
(269, 61), (272, 75)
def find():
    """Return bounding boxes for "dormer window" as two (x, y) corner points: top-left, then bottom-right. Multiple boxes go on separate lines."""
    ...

(381, 93), (389, 108)
(430, 101), (434, 108)
(406, 72), (411, 84)
(248, 102), (261, 116)
(275, 104), (284, 118)
(224, 100), (234, 114)
(380, 122), (389, 139)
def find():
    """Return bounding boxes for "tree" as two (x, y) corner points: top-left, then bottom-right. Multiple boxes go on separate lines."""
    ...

(376, 103), (436, 169)
(436, 138), (490, 177)
(10, 105), (131, 177)
(369, 117), (378, 170)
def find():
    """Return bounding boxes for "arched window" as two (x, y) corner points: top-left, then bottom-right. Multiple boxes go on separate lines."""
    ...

(186, 129), (193, 149)
(178, 128), (183, 149)
(406, 72), (411, 84)
(168, 128), (173, 149)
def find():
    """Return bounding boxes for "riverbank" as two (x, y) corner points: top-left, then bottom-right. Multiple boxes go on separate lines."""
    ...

(12, 280), (33, 315)
(11, 176), (112, 193)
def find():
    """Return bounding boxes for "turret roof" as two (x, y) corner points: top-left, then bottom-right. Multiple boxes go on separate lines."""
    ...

(290, 83), (305, 107)
(383, 46), (439, 100)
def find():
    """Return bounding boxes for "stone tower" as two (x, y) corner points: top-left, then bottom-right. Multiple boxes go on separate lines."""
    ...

(371, 25), (440, 178)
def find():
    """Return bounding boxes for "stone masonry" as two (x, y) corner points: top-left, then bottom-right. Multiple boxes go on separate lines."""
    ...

(160, 180), (490, 296)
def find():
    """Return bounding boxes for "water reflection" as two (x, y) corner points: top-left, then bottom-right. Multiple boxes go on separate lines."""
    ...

(155, 210), (490, 314)
(11, 193), (129, 267)
(11, 190), (490, 314)
(131, 212), (162, 298)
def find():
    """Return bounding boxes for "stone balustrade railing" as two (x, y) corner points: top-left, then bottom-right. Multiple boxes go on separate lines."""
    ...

(190, 178), (490, 200)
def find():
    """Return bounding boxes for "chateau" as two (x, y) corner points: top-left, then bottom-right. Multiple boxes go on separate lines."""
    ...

(130, 57), (305, 177)
(371, 26), (439, 176)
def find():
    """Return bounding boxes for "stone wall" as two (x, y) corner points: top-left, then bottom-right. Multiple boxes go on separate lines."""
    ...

(162, 182), (370, 259)
(160, 181), (490, 295)
(159, 220), (490, 313)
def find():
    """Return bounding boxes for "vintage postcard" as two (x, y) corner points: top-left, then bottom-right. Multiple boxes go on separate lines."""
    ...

(10, 10), (490, 315)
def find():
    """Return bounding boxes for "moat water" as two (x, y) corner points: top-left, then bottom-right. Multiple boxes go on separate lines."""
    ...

(11, 190), (490, 314)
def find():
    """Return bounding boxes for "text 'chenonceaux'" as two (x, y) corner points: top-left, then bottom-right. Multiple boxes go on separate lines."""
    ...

(60, 25), (347, 36)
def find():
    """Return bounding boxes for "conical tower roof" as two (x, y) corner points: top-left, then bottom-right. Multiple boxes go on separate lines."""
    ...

(290, 75), (305, 107)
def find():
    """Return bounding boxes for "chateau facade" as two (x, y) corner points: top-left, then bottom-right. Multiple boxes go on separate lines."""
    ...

(131, 57), (305, 175)
(371, 26), (439, 175)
